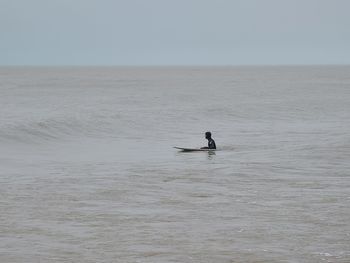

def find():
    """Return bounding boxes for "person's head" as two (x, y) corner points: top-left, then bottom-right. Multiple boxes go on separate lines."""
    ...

(205, 131), (212, 139)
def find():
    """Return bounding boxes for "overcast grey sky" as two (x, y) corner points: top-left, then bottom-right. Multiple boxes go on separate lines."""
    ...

(0, 0), (349, 65)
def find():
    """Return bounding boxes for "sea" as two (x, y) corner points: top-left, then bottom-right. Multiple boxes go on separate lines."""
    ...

(1, 66), (349, 263)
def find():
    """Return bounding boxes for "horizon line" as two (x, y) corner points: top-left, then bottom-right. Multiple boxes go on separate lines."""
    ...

(1, 63), (350, 68)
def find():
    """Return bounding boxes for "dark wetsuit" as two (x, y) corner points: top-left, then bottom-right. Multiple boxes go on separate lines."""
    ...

(208, 138), (216, 149)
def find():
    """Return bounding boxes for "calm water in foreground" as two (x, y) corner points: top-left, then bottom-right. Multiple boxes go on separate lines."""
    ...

(1, 66), (350, 262)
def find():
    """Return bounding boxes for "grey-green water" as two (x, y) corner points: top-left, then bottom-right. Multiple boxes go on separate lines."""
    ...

(1, 66), (350, 262)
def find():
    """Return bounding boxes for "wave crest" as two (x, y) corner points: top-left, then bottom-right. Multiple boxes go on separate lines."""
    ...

(0, 114), (119, 144)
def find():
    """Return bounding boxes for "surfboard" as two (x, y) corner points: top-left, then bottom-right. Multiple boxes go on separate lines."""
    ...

(174, 147), (216, 152)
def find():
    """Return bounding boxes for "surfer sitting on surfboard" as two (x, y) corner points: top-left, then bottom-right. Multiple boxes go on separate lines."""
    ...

(201, 131), (216, 149)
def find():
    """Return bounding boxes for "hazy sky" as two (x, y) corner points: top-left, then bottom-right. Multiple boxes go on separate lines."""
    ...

(1, 0), (349, 65)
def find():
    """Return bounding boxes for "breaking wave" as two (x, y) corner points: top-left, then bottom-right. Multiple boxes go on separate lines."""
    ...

(0, 114), (122, 144)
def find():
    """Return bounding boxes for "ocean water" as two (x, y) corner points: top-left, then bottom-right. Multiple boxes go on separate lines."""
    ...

(0, 66), (349, 263)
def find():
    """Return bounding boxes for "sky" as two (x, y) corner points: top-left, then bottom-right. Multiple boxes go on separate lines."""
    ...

(0, 0), (349, 65)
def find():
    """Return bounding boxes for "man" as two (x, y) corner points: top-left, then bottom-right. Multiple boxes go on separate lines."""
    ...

(201, 131), (216, 149)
